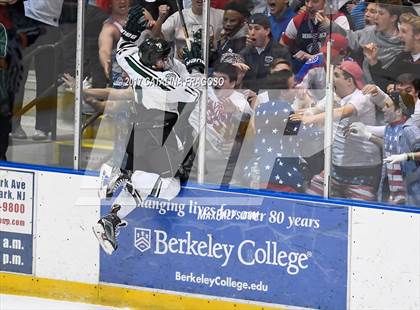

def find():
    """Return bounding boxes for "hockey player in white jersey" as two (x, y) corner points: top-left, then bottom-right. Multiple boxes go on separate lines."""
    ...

(93, 4), (203, 255)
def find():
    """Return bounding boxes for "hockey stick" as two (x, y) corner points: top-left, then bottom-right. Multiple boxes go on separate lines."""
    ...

(174, 0), (191, 52)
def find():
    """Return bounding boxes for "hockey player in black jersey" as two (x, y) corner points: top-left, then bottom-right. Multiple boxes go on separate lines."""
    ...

(93, 4), (204, 255)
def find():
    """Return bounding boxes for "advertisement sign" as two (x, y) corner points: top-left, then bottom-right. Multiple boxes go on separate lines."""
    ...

(0, 169), (34, 274)
(100, 187), (348, 309)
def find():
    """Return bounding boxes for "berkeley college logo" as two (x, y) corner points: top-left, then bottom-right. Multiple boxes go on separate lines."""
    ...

(134, 228), (151, 252)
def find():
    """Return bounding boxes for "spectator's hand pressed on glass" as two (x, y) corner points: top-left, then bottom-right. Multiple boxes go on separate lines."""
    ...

(61, 73), (92, 92)
(362, 43), (378, 65)
(384, 153), (409, 164)
(289, 110), (303, 120)
(83, 95), (106, 112)
(293, 86), (315, 108)
(61, 73), (76, 91)
(347, 122), (372, 140)
(293, 108), (307, 115)
(384, 152), (419, 164)
(362, 84), (379, 97)
(289, 111), (315, 124)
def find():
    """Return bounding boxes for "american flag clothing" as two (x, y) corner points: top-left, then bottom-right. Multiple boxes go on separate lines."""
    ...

(189, 88), (250, 154)
(306, 169), (377, 201)
(243, 96), (322, 192)
(295, 54), (353, 90)
(206, 96), (228, 127)
(399, 119), (420, 206)
(295, 53), (324, 85)
(378, 120), (406, 204)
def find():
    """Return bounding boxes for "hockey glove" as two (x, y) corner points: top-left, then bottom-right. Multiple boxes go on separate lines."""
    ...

(121, 5), (148, 42)
(183, 42), (204, 73)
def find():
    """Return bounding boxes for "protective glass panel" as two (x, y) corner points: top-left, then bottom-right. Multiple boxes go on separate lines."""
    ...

(186, 0), (329, 194)
(193, 1), (419, 208)
(66, 0), (419, 208)
(325, 2), (420, 207)
(4, 1), (83, 167)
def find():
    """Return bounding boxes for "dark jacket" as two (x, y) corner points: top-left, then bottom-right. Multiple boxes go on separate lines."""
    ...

(211, 26), (247, 66)
(369, 51), (420, 91)
(241, 39), (291, 92)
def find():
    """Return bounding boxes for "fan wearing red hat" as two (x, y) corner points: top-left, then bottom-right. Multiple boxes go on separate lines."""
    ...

(98, 0), (130, 83)
(337, 60), (365, 89)
(320, 33), (349, 61)
(290, 60), (382, 201)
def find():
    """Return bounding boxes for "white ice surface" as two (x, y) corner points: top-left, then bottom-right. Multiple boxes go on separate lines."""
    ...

(0, 294), (120, 309)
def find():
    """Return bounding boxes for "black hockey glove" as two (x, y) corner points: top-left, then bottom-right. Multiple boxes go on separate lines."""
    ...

(121, 5), (148, 42)
(183, 42), (204, 74)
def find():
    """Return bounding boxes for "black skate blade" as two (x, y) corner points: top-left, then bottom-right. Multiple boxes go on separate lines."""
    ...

(92, 223), (115, 255)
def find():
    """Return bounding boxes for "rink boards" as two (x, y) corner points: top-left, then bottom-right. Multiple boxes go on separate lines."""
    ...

(0, 163), (419, 310)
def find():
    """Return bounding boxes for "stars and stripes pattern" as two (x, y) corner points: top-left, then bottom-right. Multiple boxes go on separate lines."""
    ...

(207, 98), (228, 127)
(244, 98), (322, 192)
(383, 124), (406, 203)
(306, 170), (377, 201)
(295, 53), (324, 84)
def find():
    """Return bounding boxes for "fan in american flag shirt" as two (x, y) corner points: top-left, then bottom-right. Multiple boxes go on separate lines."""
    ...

(243, 92), (323, 192)
(380, 119), (408, 203)
(376, 92), (418, 204)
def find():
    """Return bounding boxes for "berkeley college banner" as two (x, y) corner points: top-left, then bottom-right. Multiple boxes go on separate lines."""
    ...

(100, 186), (348, 309)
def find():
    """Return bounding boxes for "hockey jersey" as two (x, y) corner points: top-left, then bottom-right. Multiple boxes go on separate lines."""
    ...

(281, 11), (349, 55)
(116, 38), (200, 114)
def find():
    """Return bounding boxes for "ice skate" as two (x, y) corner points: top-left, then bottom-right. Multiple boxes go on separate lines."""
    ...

(92, 204), (127, 255)
(98, 163), (138, 201)
(98, 162), (122, 199)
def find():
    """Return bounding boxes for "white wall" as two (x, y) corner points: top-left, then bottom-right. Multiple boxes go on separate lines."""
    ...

(349, 207), (420, 310)
(34, 170), (100, 284)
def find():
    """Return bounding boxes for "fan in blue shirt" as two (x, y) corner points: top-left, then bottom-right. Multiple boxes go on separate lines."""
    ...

(267, 0), (296, 42)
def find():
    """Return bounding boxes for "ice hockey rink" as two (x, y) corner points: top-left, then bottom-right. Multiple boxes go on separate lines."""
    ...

(0, 294), (119, 310)
(1, 0), (419, 307)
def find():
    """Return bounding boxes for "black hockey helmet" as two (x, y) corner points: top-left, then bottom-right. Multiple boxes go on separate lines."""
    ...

(139, 38), (171, 68)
